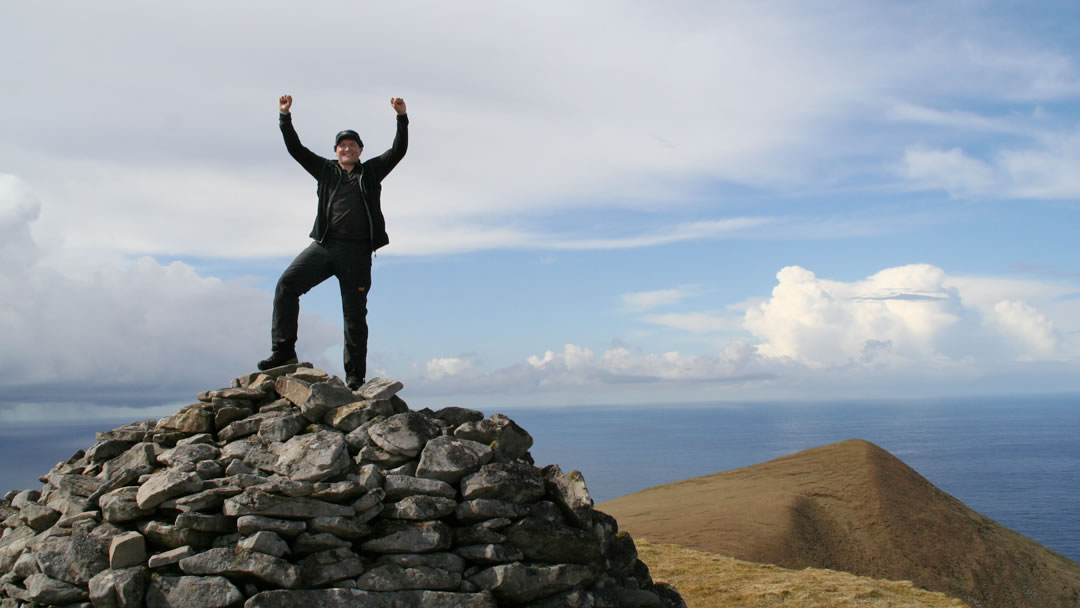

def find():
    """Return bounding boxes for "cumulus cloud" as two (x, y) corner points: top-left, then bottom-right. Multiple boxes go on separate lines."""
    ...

(744, 264), (1078, 368)
(425, 357), (474, 380)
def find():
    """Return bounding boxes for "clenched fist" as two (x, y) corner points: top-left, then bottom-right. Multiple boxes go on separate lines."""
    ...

(279, 95), (293, 114)
(391, 97), (406, 115)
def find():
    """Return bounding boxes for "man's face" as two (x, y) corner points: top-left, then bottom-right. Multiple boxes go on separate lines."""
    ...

(336, 139), (362, 165)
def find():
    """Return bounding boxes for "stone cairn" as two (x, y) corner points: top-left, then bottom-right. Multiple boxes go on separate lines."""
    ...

(0, 364), (684, 608)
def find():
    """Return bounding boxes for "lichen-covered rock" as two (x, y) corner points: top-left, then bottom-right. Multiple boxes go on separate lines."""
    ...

(275, 376), (358, 423)
(245, 589), (497, 608)
(299, 547), (365, 586)
(156, 406), (214, 435)
(355, 563), (460, 591)
(272, 430), (350, 482)
(224, 488), (354, 520)
(24, 572), (88, 605)
(469, 562), (594, 604)
(33, 531), (109, 586)
(416, 436), (493, 484)
(145, 574), (243, 608)
(460, 463), (546, 504)
(0, 372), (682, 608)
(88, 565), (149, 608)
(179, 547), (301, 588)
(361, 521), (453, 554)
(384, 495), (457, 521)
(367, 413), (442, 458)
(505, 517), (602, 565)
(454, 414), (533, 460)
(383, 475), (455, 500)
(236, 515), (306, 538)
(356, 377), (405, 401)
(135, 469), (203, 510)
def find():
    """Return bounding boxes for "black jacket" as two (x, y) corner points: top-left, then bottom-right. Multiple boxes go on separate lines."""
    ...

(279, 112), (409, 251)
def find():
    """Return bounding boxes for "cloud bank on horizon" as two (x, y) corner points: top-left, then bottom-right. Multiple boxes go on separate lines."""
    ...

(2, 1), (1079, 418)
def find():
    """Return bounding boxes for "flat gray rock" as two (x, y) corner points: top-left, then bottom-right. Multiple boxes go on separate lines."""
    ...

(454, 499), (530, 522)
(33, 531), (109, 586)
(258, 412), (308, 444)
(383, 495), (457, 521)
(276, 377), (357, 423)
(460, 463), (546, 504)
(376, 552), (466, 573)
(383, 475), (455, 500)
(88, 565), (149, 608)
(24, 573), (88, 605)
(157, 443), (220, 468)
(416, 436), (493, 484)
(236, 515), (306, 538)
(454, 543), (524, 565)
(356, 377), (405, 401)
(244, 589), (497, 608)
(108, 531), (146, 569)
(156, 406), (214, 435)
(147, 546), (195, 569)
(361, 521), (453, 554)
(355, 564), (460, 592)
(272, 430), (350, 482)
(135, 469), (203, 510)
(307, 516), (372, 540)
(179, 547), (300, 588)
(224, 488), (353, 520)
(469, 562), (594, 604)
(238, 531), (290, 558)
(298, 547), (365, 587)
(367, 412), (441, 458)
(145, 574), (243, 608)
(454, 414), (533, 460)
(96, 420), (156, 443)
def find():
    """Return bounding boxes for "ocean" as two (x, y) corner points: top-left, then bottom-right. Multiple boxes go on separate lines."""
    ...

(2, 394), (1077, 563)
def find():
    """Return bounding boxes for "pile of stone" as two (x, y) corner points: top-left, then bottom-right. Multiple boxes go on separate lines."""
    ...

(0, 363), (684, 607)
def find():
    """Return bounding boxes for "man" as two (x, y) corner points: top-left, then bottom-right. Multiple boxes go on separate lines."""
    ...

(257, 94), (409, 390)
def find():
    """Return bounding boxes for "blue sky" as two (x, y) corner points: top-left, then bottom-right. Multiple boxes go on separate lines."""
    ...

(2, 1), (1080, 420)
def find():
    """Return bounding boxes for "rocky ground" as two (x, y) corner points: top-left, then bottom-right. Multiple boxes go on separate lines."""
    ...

(0, 363), (684, 608)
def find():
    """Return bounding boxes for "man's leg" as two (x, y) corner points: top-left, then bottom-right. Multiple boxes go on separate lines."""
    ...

(333, 241), (373, 388)
(263, 242), (334, 369)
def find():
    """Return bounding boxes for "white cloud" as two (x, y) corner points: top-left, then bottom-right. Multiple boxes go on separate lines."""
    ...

(900, 145), (998, 197)
(11, 2), (1077, 257)
(643, 312), (741, 334)
(744, 264), (1079, 368)
(377, 263), (1080, 404)
(620, 287), (698, 313)
(990, 300), (1061, 361)
(0, 175), (342, 408)
(425, 357), (473, 380)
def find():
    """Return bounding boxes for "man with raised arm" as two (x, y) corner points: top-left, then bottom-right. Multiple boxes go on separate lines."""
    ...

(257, 94), (409, 390)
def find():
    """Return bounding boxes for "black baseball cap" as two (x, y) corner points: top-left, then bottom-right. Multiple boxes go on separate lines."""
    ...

(335, 130), (363, 148)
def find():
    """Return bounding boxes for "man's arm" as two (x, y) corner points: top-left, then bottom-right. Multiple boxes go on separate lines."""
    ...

(278, 95), (327, 179)
(369, 97), (409, 181)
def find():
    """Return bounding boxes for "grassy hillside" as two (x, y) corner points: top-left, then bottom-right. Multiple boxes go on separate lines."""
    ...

(637, 540), (969, 608)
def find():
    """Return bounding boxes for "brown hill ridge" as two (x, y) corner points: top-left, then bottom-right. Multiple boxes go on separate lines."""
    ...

(599, 438), (1080, 608)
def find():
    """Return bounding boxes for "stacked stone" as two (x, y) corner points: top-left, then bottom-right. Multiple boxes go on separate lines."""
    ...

(0, 364), (684, 608)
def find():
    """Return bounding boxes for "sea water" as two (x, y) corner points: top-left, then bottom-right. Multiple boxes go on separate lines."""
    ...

(2, 395), (1077, 563)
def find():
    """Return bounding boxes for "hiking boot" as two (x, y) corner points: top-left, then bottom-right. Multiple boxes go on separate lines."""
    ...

(347, 376), (365, 391)
(257, 350), (298, 371)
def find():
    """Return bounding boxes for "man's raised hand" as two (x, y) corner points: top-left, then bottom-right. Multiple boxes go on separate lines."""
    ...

(391, 97), (406, 115)
(279, 95), (293, 114)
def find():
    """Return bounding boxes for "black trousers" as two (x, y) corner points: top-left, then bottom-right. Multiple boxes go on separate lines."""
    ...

(271, 239), (373, 380)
